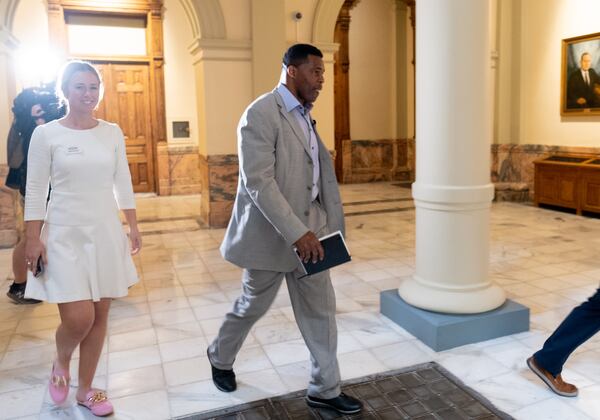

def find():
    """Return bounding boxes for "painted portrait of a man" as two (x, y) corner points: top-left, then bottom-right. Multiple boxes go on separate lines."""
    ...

(562, 33), (600, 115)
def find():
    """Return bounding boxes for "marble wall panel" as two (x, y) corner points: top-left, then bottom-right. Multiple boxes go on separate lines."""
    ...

(0, 165), (19, 248)
(342, 138), (414, 183)
(157, 143), (202, 196)
(207, 155), (239, 202)
(491, 144), (600, 201)
(199, 154), (239, 228)
(4, 142), (591, 239)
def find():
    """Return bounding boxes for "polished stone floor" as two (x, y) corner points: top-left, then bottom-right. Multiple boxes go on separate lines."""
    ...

(0, 182), (599, 420)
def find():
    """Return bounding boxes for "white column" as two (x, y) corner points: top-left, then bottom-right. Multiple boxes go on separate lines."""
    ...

(398, 0), (505, 314)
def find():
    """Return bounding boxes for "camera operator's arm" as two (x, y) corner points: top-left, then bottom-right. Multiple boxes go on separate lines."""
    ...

(6, 123), (24, 169)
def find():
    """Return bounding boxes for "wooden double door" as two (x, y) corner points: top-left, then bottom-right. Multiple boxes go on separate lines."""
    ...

(94, 63), (155, 193)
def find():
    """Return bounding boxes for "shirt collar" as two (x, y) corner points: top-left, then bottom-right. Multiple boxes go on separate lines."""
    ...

(277, 83), (313, 114)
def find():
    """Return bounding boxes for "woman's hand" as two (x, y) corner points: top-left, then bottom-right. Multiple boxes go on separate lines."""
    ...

(129, 226), (142, 255)
(25, 236), (47, 272)
(122, 209), (141, 255)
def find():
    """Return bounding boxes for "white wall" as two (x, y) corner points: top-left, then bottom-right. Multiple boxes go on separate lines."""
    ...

(12, 0), (49, 88)
(163, 0), (199, 144)
(195, 59), (253, 156)
(285, 0), (318, 44)
(396, 3), (414, 140)
(504, 0), (600, 146)
(286, 0), (334, 149)
(220, 0), (251, 40)
(348, 0), (397, 140)
(0, 0), (48, 163)
(311, 52), (335, 150)
(495, 0), (519, 144)
(12, 0), (48, 48)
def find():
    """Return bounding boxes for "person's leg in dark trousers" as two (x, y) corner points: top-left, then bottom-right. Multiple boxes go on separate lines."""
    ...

(534, 288), (600, 376)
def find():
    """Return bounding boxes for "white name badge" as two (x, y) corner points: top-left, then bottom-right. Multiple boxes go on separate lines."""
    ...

(66, 146), (82, 155)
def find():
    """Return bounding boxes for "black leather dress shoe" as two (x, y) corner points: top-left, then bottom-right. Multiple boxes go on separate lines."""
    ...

(306, 392), (363, 414)
(207, 349), (236, 392)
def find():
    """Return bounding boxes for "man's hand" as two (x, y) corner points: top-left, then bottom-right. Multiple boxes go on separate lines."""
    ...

(577, 97), (587, 105)
(294, 231), (324, 264)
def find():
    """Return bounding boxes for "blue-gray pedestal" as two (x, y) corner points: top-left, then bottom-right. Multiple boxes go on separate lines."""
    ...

(380, 289), (530, 351)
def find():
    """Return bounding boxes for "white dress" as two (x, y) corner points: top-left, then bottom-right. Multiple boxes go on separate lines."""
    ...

(24, 120), (139, 303)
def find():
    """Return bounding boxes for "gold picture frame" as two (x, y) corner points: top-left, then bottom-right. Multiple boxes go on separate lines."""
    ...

(561, 32), (600, 116)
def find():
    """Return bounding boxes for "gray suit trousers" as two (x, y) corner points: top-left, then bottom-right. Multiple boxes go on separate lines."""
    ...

(208, 201), (341, 399)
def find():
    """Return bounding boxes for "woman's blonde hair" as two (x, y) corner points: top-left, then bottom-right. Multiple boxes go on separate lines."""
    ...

(56, 60), (104, 106)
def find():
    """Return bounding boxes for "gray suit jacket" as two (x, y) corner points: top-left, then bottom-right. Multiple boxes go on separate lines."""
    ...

(220, 89), (345, 272)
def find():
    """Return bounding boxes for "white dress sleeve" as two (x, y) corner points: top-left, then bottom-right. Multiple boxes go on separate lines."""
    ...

(24, 126), (50, 221)
(112, 125), (136, 210)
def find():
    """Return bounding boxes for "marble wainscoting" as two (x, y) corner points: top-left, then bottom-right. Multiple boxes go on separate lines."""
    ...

(199, 154), (239, 228)
(491, 144), (600, 202)
(341, 138), (415, 184)
(0, 165), (19, 248)
(157, 143), (202, 196)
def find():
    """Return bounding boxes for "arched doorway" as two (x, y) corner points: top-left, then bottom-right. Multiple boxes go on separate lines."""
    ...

(330, 0), (415, 184)
(333, 0), (359, 182)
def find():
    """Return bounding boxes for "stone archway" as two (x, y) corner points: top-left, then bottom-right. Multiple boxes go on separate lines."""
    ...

(0, 0), (19, 32)
(313, 0), (415, 184)
(312, 0), (345, 45)
(3, 0), (224, 41)
(179, 0), (225, 40)
(332, 0), (360, 182)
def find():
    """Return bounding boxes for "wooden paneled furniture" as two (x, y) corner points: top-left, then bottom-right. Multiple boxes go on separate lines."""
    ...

(534, 154), (600, 215)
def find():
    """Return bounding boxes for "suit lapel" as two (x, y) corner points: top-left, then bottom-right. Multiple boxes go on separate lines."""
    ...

(274, 91), (312, 157)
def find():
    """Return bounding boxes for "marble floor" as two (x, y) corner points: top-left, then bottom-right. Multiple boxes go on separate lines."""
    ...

(0, 182), (599, 420)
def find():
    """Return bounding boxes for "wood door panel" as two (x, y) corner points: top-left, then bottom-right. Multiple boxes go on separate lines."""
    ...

(584, 182), (600, 208)
(126, 145), (147, 155)
(558, 172), (577, 206)
(581, 170), (600, 211)
(94, 63), (155, 192)
(559, 181), (576, 203)
(538, 171), (560, 202)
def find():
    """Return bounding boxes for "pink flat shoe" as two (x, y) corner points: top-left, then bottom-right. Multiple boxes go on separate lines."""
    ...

(48, 362), (70, 404)
(77, 390), (114, 417)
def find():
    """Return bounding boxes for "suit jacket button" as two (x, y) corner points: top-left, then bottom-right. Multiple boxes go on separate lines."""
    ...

(304, 211), (309, 216)
(307, 186), (311, 190)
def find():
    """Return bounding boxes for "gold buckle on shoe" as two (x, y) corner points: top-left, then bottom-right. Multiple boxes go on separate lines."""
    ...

(88, 391), (108, 404)
(51, 374), (68, 387)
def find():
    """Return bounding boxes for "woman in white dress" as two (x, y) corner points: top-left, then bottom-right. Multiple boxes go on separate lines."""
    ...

(24, 61), (141, 417)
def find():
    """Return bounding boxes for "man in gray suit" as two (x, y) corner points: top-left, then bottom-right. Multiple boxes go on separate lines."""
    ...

(207, 44), (362, 415)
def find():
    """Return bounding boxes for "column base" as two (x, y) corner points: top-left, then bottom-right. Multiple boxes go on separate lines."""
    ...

(399, 276), (506, 314)
(381, 289), (529, 351)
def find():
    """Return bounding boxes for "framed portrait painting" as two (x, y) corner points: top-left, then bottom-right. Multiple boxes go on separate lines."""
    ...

(561, 32), (600, 115)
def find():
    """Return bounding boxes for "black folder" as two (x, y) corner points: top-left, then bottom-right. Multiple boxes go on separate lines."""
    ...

(296, 231), (351, 277)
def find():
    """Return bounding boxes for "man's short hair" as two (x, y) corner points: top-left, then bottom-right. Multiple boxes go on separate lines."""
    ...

(581, 52), (591, 61)
(283, 44), (323, 67)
